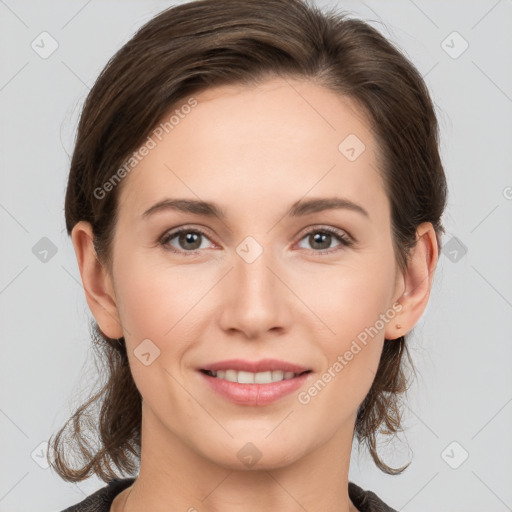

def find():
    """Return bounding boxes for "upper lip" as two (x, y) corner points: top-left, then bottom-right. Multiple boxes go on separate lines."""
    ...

(200, 358), (311, 374)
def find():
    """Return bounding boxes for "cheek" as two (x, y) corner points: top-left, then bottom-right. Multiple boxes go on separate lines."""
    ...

(117, 265), (197, 410)
(303, 256), (395, 394)
(114, 252), (208, 339)
(300, 258), (395, 341)
(114, 257), (213, 392)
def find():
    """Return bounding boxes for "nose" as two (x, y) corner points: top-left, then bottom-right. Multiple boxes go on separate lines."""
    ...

(217, 246), (292, 340)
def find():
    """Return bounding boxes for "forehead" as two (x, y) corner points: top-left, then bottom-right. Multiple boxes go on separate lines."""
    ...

(118, 77), (387, 223)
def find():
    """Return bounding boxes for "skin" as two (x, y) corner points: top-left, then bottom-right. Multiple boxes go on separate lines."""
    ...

(71, 77), (438, 512)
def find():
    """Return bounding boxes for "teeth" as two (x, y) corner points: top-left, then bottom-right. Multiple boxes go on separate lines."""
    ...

(208, 369), (300, 384)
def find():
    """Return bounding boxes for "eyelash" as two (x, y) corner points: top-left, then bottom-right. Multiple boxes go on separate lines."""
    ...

(159, 225), (355, 256)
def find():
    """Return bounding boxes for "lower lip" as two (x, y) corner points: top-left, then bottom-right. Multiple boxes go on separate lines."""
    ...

(199, 371), (311, 406)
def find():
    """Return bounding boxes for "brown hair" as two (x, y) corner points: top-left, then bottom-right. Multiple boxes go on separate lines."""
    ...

(49, 0), (447, 481)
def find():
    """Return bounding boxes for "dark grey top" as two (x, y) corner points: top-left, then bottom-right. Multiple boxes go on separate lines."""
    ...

(60, 477), (398, 512)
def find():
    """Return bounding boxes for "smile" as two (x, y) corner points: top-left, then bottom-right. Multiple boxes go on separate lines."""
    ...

(201, 369), (310, 384)
(198, 369), (312, 406)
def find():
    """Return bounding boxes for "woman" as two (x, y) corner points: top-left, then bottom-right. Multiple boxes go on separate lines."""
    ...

(50, 0), (447, 510)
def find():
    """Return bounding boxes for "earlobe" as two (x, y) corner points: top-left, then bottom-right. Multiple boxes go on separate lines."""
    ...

(70, 221), (124, 339)
(385, 222), (439, 341)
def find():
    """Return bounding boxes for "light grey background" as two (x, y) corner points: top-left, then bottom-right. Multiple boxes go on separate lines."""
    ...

(1, 0), (511, 510)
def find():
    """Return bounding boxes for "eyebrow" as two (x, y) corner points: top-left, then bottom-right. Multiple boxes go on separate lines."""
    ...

(141, 196), (370, 220)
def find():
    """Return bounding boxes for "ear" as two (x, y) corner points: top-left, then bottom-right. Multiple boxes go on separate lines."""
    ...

(70, 220), (124, 339)
(385, 222), (439, 341)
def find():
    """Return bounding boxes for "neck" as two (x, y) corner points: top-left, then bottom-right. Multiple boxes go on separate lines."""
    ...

(116, 403), (359, 512)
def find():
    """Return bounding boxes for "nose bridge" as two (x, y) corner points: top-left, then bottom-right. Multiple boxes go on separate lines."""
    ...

(220, 237), (286, 337)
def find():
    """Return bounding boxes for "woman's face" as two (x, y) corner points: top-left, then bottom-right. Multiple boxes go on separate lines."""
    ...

(102, 77), (406, 469)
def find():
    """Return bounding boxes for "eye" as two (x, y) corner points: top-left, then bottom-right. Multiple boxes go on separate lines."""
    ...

(296, 226), (354, 254)
(160, 226), (215, 254)
(159, 225), (354, 256)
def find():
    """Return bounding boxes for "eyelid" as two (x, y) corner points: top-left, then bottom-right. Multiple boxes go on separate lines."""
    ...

(295, 224), (354, 243)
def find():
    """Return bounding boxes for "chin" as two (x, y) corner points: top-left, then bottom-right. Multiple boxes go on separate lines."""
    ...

(200, 436), (308, 471)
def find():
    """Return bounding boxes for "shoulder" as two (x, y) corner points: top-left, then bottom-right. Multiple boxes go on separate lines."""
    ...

(58, 478), (136, 512)
(348, 481), (398, 512)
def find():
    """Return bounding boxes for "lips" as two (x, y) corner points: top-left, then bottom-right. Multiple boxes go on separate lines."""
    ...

(197, 358), (313, 405)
